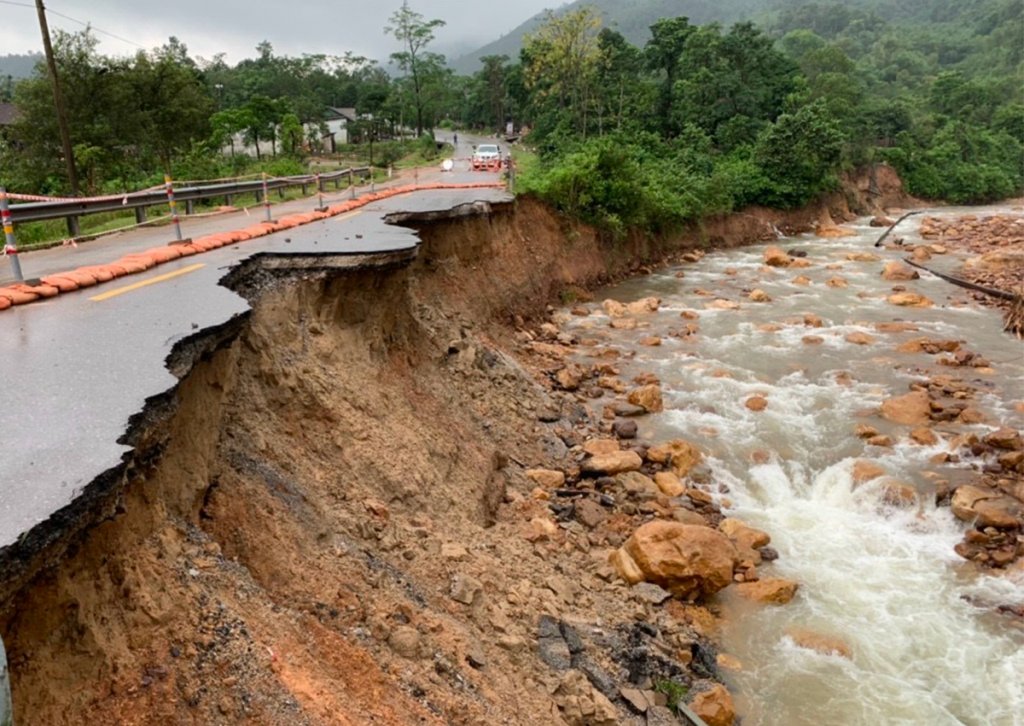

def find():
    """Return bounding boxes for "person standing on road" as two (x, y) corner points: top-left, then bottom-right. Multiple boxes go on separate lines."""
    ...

(453, 132), (458, 147)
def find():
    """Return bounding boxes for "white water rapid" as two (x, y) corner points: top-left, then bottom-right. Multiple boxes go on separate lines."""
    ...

(564, 211), (1024, 726)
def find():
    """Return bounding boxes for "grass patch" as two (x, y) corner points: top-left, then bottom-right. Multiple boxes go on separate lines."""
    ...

(654, 679), (690, 715)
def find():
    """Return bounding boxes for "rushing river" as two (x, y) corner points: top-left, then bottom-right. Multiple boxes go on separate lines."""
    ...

(563, 211), (1024, 726)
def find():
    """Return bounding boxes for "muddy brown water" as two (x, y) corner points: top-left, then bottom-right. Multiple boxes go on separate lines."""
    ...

(563, 210), (1024, 726)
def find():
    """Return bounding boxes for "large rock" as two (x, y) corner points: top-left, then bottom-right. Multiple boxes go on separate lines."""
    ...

(654, 471), (686, 497)
(610, 521), (739, 600)
(763, 246), (792, 267)
(880, 390), (931, 425)
(583, 438), (620, 456)
(786, 628), (852, 659)
(734, 577), (799, 605)
(881, 261), (920, 281)
(555, 364), (586, 391)
(602, 299), (628, 318)
(888, 292), (934, 308)
(582, 450), (643, 475)
(951, 485), (1023, 529)
(626, 297), (661, 315)
(984, 428), (1023, 451)
(689, 684), (736, 726)
(627, 384), (664, 413)
(719, 518), (771, 551)
(647, 439), (703, 479)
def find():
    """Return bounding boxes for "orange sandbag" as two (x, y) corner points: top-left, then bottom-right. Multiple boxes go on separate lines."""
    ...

(64, 270), (98, 287)
(122, 254), (157, 270)
(0, 296), (10, 311)
(145, 246), (184, 263)
(13, 282), (59, 298)
(41, 275), (80, 292)
(78, 266), (115, 283)
(0, 287), (39, 305)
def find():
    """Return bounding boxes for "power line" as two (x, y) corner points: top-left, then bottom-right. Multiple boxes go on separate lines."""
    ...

(0, 0), (35, 7)
(44, 5), (147, 50)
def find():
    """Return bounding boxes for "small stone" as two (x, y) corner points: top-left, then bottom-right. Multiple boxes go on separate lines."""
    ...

(632, 582), (673, 605)
(450, 574), (483, 605)
(627, 384), (664, 413)
(690, 683), (736, 726)
(575, 499), (608, 529)
(734, 577), (799, 605)
(802, 335), (824, 345)
(527, 469), (566, 488)
(613, 419), (638, 439)
(749, 289), (772, 302)
(852, 460), (886, 483)
(620, 687), (649, 713)
(745, 395), (768, 412)
(389, 626), (422, 658)
(845, 332), (875, 346)
(654, 471), (686, 497)
(465, 644), (487, 669)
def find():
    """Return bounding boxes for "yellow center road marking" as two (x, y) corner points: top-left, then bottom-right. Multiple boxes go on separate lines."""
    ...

(90, 263), (206, 302)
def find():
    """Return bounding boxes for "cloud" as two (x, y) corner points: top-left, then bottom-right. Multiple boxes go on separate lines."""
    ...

(1, 0), (556, 64)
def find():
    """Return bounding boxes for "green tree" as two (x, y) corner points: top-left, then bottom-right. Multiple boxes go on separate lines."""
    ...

(386, 2), (446, 136)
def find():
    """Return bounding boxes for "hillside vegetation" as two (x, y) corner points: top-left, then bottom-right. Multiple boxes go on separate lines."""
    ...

(466, 0), (1022, 233)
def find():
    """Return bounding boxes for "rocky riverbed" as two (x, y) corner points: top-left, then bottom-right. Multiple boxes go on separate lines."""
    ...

(512, 207), (1023, 724)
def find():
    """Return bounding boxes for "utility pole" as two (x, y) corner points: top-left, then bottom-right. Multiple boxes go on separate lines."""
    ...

(35, 0), (79, 196)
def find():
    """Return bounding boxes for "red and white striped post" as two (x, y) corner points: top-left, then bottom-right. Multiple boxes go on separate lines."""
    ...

(163, 175), (184, 241)
(0, 187), (24, 281)
(261, 172), (273, 222)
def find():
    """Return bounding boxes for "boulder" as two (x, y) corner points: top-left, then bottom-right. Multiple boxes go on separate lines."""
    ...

(582, 450), (644, 476)
(639, 336), (663, 347)
(909, 427), (938, 446)
(852, 460), (886, 483)
(610, 521), (739, 600)
(845, 332), (875, 346)
(984, 428), (1023, 451)
(749, 289), (772, 303)
(880, 390), (931, 425)
(792, 275), (812, 285)
(602, 299), (628, 318)
(719, 518), (771, 550)
(610, 317), (638, 330)
(763, 246), (792, 267)
(626, 297), (660, 315)
(647, 439), (703, 478)
(888, 292), (934, 308)
(628, 384), (664, 413)
(734, 577), (799, 605)
(951, 485), (1023, 529)
(786, 628), (852, 659)
(745, 395), (768, 412)
(584, 439), (620, 456)
(827, 276), (849, 288)
(690, 684), (736, 726)
(846, 251), (881, 262)
(870, 215), (896, 227)
(527, 469), (566, 488)
(617, 471), (661, 497)
(654, 471), (686, 497)
(705, 299), (741, 310)
(555, 364), (586, 391)
(613, 419), (638, 439)
(878, 479), (918, 508)
(881, 261), (919, 281)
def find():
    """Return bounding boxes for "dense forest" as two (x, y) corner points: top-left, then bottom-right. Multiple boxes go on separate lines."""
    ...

(0, 0), (1020, 234)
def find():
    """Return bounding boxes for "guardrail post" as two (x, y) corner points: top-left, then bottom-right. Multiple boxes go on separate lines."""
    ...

(0, 187), (25, 282)
(65, 215), (79, 238)
(301, 182), (309, 196)
(224, 193), (233, 207)
(261, 173), (273, 223)
(164, 175), (184, 241)
(315, 173), (325, 212)
(349, 169), (356, 199)
(184, 199), (195, 216)
(135, 206), (148, 225)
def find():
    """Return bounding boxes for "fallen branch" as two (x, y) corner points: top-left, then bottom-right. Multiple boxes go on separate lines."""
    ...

(904, 257), (1023, 337)
(874, 210), (926, 247)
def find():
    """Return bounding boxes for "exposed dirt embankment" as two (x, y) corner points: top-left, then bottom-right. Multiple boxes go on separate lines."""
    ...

(0, 179), (902, 725)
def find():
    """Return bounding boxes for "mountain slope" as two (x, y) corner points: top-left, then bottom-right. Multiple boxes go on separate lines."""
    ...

(451, 0), (764, 73)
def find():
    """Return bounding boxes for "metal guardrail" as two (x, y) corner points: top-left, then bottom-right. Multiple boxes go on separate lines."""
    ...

(7, 167), (372, 235)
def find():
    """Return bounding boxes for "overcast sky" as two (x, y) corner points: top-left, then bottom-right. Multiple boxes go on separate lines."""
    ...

(1, 0), (562, 64)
